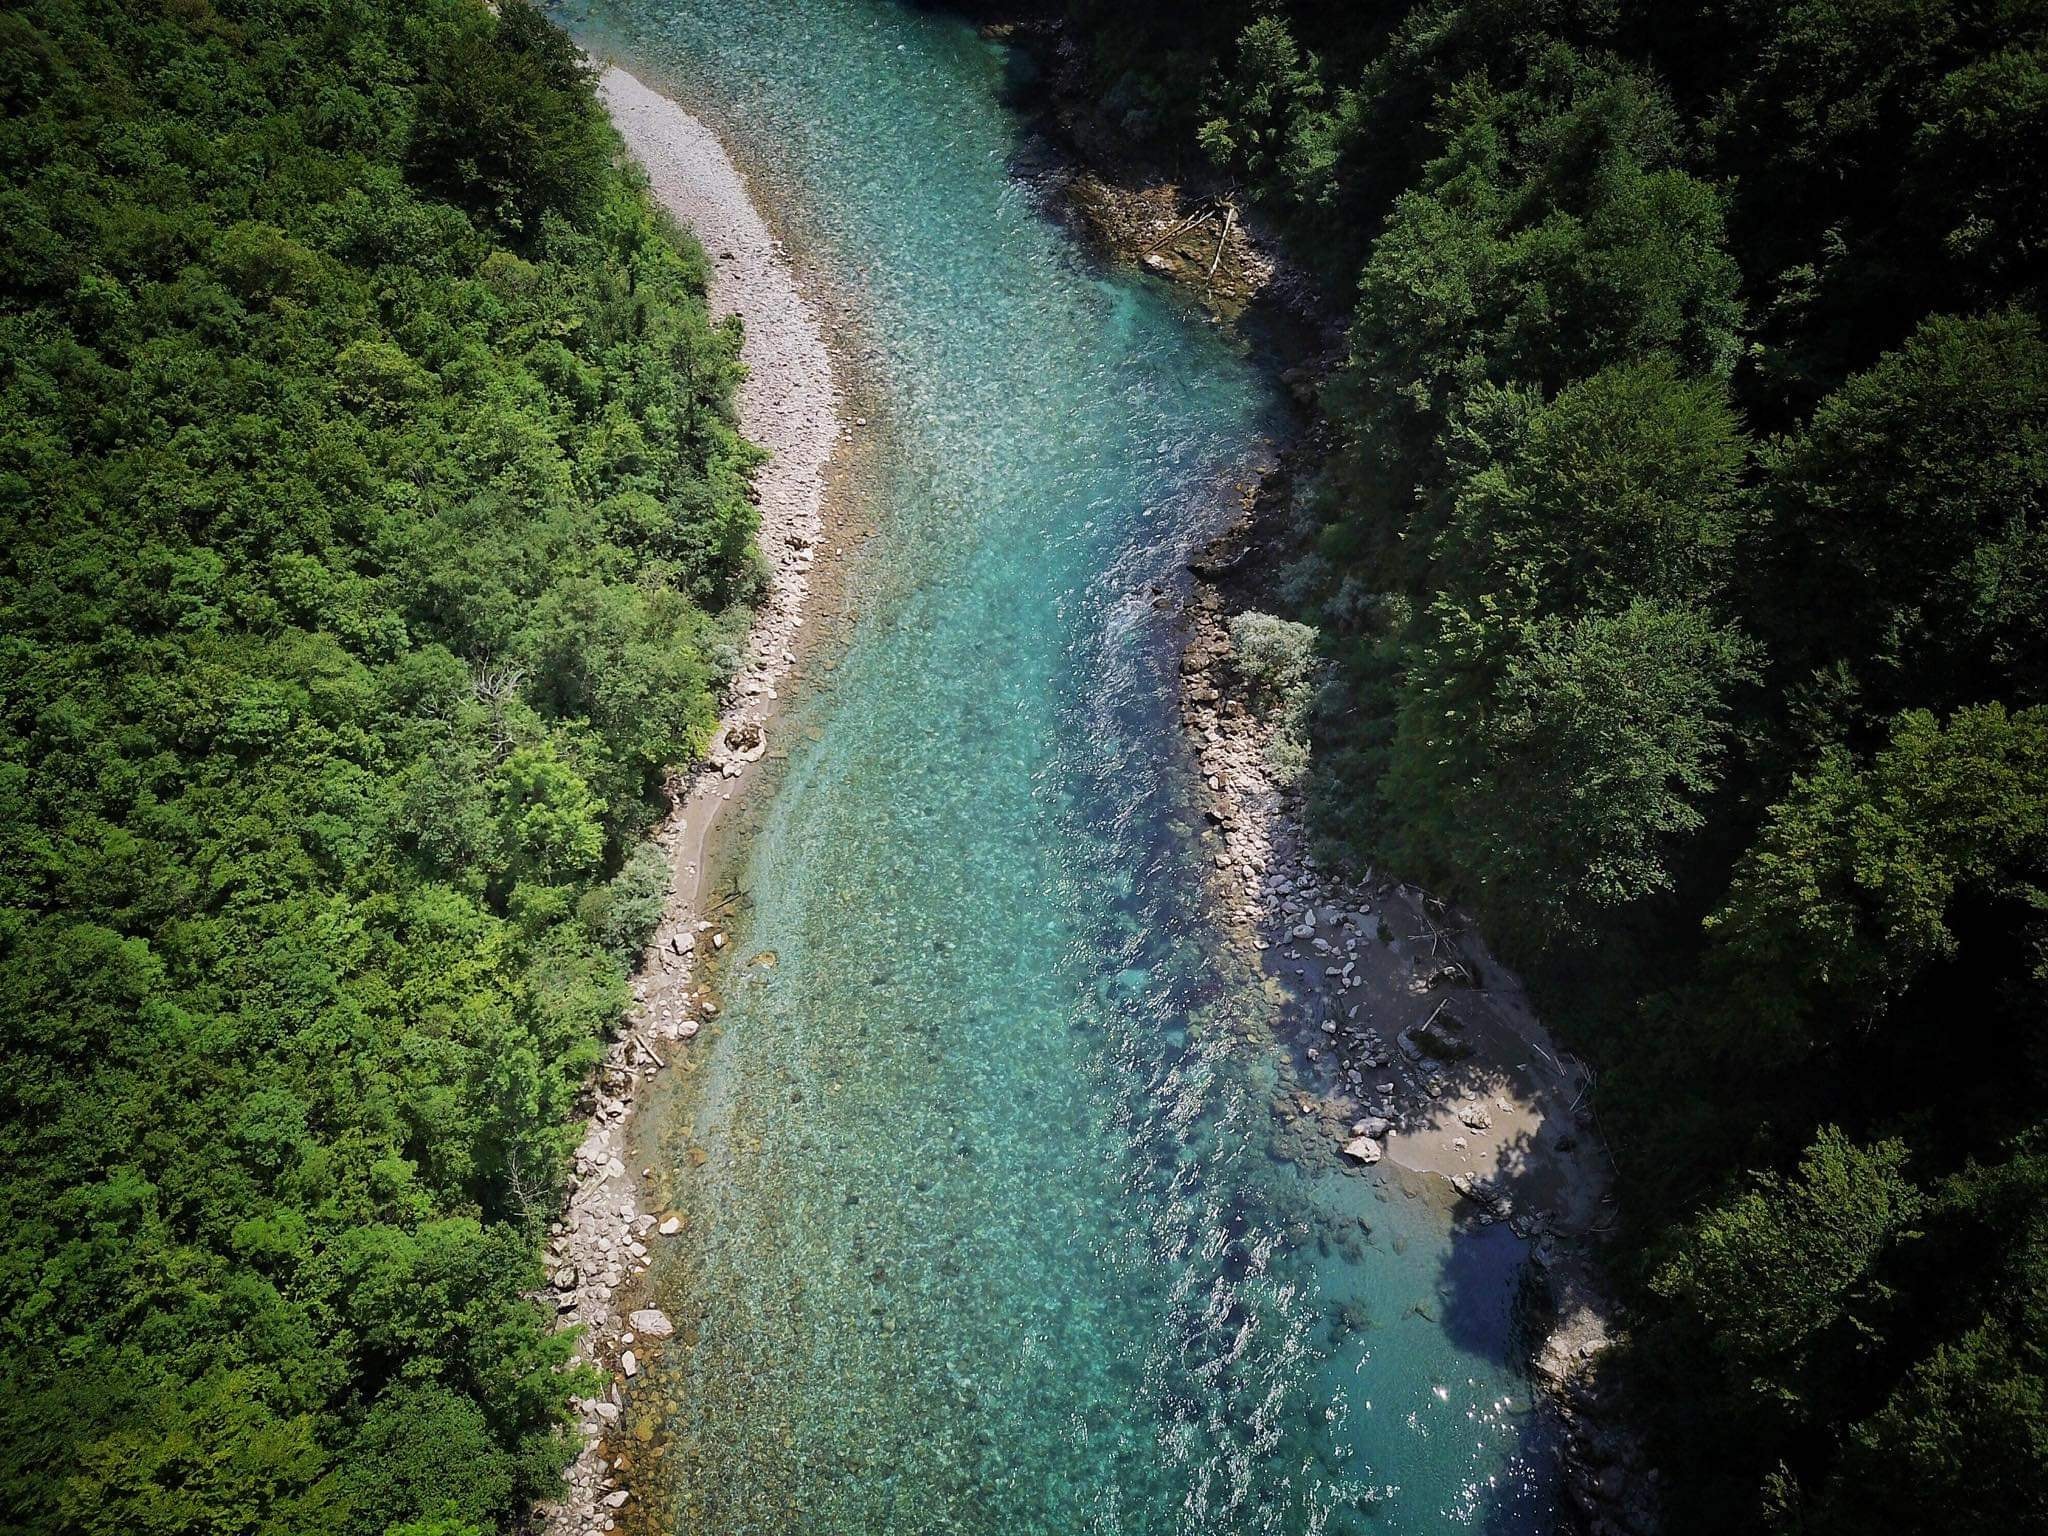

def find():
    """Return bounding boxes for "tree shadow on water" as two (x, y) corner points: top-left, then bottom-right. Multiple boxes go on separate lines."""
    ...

(1432, 1207), (1570, 1536)
(1435, 1207), (1541, 1361)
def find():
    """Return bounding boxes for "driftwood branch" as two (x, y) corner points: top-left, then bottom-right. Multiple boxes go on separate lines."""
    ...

(1140, 207), (1213, 254)
(1205, 204), (1237, 282)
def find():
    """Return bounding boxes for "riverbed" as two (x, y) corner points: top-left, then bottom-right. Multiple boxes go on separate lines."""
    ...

(560, 2), (1564, 1531)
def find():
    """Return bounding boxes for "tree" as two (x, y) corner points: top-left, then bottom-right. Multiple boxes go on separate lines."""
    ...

(1707, 703), (2048, 1052)
(1757, 309), (2048, 730)
(1653, 1129), (1924, 1423)
(1441, 358), (1749, 613)
(1347, 45), (1742, 451)
(1229, 610), (1322, 785)
(1907, 44), (2048, 290)
(411, 1), (610, 237)
(492, 745), (606, 882)
(0, 3), (749, 1530)
(1819, 1147), (2048, 1532)
(330, 1385), (514, 1535)
(578, 840), (672, 963)
(1197, 18), (1342, 207)
(1386, 599), (1754, 938)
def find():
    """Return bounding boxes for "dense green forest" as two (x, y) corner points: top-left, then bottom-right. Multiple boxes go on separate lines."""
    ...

(1056, 0), (2048, 1528)
(0, 2), (760, 1531)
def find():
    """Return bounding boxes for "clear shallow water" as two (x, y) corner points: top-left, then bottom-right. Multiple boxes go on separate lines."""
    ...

(561, 2), (1561, 1531)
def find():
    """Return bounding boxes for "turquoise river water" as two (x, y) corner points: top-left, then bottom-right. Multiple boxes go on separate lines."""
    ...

(562, 2), (1563, 1531)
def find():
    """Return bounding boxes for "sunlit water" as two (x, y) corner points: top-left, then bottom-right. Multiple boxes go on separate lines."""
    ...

(560, 2), (1561, 1531)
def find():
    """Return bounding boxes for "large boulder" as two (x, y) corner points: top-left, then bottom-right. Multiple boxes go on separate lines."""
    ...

(1342, 1135), (1384, 1165)
(722, 719), (769, 763)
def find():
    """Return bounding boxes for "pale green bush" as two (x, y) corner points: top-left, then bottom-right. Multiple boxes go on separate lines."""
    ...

(1229, 610), (1322, 785)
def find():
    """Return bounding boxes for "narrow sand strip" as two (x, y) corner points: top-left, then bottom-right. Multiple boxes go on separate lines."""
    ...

(537, 65), (840, 1536)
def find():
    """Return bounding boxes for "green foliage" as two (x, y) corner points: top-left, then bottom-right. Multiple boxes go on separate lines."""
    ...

(1441, 359), (1748, 614)
(1197, 19), (1353, 211)
(1229, 610), (1321, 784)
(411, 2), (611, 236)
(0, 2), (751, 1532)
(1654, 1129), (1924, 1421)
(1757, 309), (2048, 730)
(1708, 704), (2048, 1053)
(1348, 46), (1740, 448)
(1908, 42), (2048, 284)
(579, 841), (674, 963)
(1366, 357), (1756, 937)
(1823, 1146), (2048, 1532)
(1388, 598), (1754, 935)
(1228, 609), (1320, 698)
(1697, 0), (2048, 399)
(1051, 0), (2048, 1523)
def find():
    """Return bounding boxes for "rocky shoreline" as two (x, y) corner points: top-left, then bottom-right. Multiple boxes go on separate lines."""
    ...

(533, 66), (844, 1536)
(971, 18), (1662, 1527)
(1175, 485), (1658, 1536)
(979, 16), (1333, 344)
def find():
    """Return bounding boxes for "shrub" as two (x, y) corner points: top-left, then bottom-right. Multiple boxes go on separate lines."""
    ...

(1230, 610), (1322, 785)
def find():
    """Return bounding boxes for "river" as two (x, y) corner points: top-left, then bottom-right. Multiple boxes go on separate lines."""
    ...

(558, 2), (1562, 1531)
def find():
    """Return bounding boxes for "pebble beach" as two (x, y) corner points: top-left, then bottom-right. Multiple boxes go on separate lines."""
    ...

(535, 64), (840, 1536)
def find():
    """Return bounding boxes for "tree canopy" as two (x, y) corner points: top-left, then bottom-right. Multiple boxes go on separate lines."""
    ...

(0, 2), (756, 1532)
(1058, 0), (2048, 1525)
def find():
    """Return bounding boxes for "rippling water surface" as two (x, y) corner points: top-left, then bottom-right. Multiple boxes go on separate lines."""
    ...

(560, 2), (1561, 1530)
